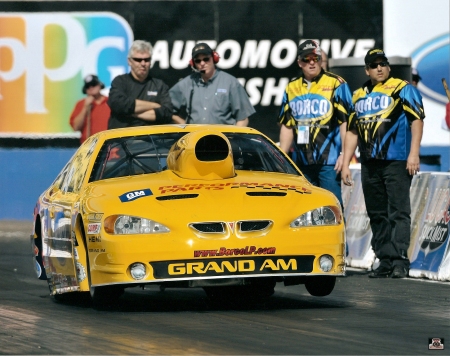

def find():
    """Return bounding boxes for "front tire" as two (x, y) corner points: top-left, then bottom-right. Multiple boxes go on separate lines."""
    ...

(90, 285), (124, 309)
(52, 291), (91, 305)
(305, 276), (336, 297)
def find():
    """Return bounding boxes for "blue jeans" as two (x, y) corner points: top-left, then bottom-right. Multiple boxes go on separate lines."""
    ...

(299, 164), (343, 208)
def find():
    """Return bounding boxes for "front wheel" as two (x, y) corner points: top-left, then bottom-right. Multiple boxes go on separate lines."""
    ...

(305, 276), (336, 297)
(90, 285), (124, 309)
(53, 291), (91, 305)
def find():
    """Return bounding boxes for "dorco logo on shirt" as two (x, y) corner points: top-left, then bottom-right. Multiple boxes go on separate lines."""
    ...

(354, 93), (394, 117)
(0, 12), (132, 133)
(289, 94), (332, 120)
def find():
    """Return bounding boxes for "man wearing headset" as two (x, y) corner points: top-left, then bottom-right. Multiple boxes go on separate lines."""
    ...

(169, 42), (255, 126)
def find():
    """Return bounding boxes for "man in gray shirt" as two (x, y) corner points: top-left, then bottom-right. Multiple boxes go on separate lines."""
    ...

(169, 43), (255, 126)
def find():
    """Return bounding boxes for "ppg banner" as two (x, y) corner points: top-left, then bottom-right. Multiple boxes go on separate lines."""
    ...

(0, 12), (132, 133)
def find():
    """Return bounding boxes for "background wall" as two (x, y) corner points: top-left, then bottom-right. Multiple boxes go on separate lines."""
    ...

(0, 0), (383, 140)
(0, 0), (449, 220)
(0, 147), (76, 220)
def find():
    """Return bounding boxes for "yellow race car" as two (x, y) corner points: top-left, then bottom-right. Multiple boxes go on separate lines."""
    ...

(31, 125), (345, 306)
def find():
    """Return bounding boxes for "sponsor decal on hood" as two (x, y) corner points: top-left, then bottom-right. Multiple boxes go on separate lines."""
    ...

(119, 189), (153, 202)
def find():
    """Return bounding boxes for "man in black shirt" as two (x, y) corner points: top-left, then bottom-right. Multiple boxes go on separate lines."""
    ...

(108, 40), (173, 129)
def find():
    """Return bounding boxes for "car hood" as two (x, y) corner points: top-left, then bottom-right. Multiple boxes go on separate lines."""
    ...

(82, 170), (338, 224)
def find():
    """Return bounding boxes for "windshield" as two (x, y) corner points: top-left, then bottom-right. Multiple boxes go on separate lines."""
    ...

(89, 132), (299, 182)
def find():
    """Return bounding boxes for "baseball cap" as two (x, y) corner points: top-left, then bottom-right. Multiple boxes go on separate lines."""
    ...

(297, 40), (322, 58)
(82, 74), (104, 94)
(192, 42), (213, 58)
(412, 68), (422, 82)
(364, 48), (388, 64)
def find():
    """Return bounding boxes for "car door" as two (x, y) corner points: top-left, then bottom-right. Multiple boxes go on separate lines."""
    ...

(48, 136), (98, 290)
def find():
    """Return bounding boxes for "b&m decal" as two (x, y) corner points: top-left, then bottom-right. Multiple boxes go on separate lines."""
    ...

(119, 189), (153, 202)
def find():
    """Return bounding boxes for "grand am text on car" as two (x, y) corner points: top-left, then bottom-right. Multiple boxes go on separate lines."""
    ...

(31, 124), (345, 306)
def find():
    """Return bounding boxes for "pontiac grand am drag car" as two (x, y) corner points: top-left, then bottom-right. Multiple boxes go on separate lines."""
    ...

(31, 125), (345, 307)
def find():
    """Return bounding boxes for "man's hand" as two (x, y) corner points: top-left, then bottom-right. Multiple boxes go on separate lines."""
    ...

(334, 154), (344, 173)
(135, 99), (161, 114)
(407, 153), (420, 176)
(236, 118), (249, 127)
(71, 96), (94, 131)
(84, 95), (94, 107)
(341, 129), (358, 186)
(341, 166), (353, 186)
(279, 125), (294, 154)
(134, 110), (157, 121)
(172, 115), (186, 124)
(408, 119), (423, 176)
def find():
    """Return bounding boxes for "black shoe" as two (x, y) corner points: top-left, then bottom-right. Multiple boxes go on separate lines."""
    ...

(391, 265), (408, 279)
(368, 265), (392, 278)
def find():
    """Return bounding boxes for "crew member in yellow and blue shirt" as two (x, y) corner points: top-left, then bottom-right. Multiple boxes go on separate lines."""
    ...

(278, 40), (353, 209)
(341, 48), (425, 279)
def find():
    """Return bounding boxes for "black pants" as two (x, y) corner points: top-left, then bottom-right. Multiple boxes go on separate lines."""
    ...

(361, 160), (412, 269)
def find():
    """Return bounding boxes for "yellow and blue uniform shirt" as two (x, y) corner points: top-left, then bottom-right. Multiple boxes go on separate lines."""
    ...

(278, 70), (353, 165)
(349, 77), (425, 162)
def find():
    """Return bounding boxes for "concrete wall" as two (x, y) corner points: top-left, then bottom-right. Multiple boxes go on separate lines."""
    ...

(0, 148), (76, 220)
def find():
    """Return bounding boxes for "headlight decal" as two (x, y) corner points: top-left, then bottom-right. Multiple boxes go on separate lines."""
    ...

(290, 206), (341, 227)
(104, 215), (170, 235)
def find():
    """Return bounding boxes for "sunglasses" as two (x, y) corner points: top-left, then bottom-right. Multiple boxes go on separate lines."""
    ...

(368, 61), (389, 69)
(131, 57), (151, 63)
(194, 57), (211, 64)
(301, 55), (321, 63)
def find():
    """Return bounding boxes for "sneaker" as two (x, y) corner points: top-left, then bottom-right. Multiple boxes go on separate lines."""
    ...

(368, 265), (392, 278)
(391, 265), (408, 279)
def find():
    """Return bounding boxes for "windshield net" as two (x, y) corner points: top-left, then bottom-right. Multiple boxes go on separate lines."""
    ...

(89, 132), (299, 182)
